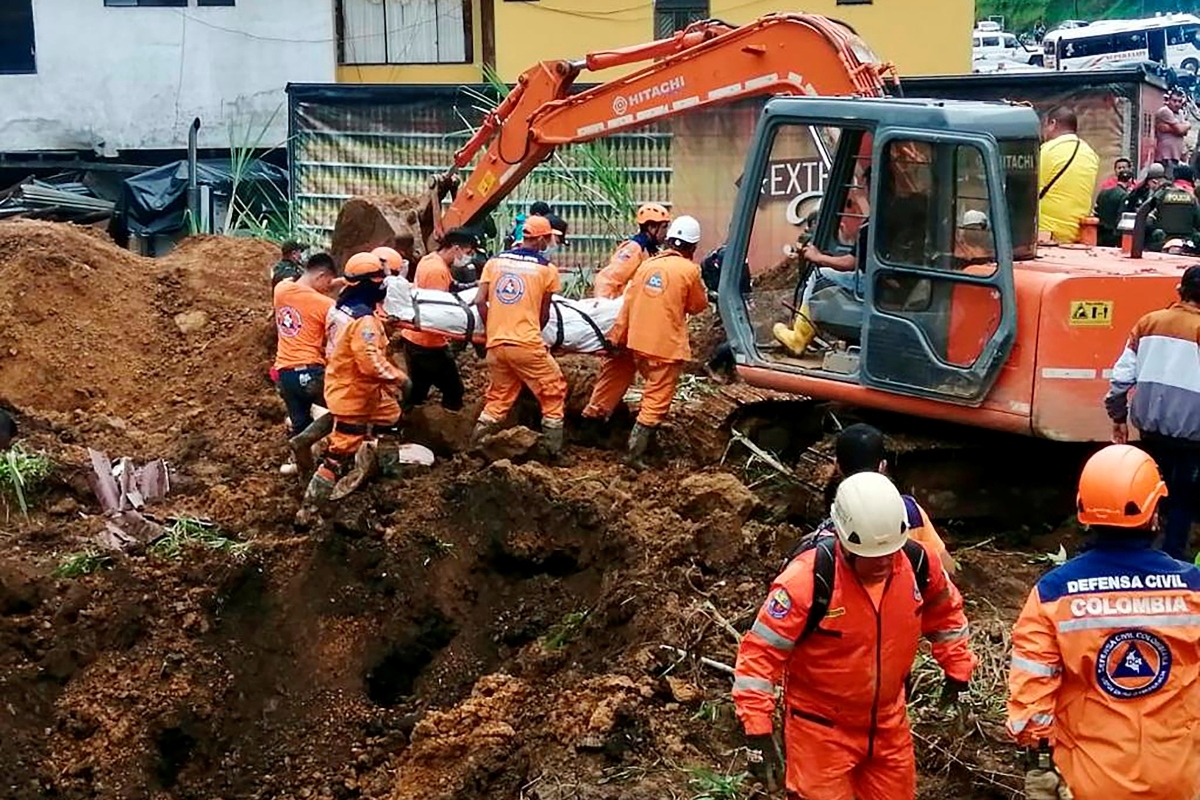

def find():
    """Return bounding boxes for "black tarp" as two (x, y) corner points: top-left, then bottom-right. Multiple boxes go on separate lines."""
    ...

(117, 158), (287, 237)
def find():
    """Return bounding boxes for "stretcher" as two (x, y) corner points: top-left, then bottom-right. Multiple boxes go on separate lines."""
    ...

(381, 276), (621, 354)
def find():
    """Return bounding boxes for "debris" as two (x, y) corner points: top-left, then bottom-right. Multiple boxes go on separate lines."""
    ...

(659, 645), (736, 676)
(85, 449), (171, 550)
(666, 676), (704, 704)
(480, 426), (540, 462)
(173, 310), (208, 335)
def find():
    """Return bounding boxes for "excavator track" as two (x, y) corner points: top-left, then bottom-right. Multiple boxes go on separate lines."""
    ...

(719, 390), (1088, 528)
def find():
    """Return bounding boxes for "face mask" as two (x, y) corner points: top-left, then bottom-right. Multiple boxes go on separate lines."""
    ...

(543, 245), (559, 256)
(452, 253), (472, 268)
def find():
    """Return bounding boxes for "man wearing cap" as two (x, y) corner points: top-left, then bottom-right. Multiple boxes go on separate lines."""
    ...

(472, 215), (569, 459)
(581, 215), (709, 468)
(401, 228), (479, 412)
(1105, 264), (1200, 560)
(1156, 89), (1191, 180)
(1124, 162), (1167, 213)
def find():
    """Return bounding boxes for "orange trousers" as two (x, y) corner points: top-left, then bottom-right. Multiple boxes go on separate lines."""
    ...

(327, 388), (401, 458)
(582, 350), (682, 426)
(784, 711), (916, 800)
(480, 344), (567, 423)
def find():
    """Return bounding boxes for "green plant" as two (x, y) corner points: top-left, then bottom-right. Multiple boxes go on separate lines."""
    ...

(150, 517), (251, 561)
(691, 700), (723, 724)
(542, 609), (590, 650)
(53, 550), (114, 578)
(222, 104), (299, 244)
(0, 445), (53, 518)
(687, 767), (749, 800)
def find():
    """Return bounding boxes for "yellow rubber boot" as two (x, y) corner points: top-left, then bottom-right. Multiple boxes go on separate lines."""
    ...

(772, 305), (816, 356)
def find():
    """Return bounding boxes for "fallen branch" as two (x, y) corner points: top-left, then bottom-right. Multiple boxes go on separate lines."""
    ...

(911, 730), (1022, 797)
(728, 428), (799, 483)
(659, 645), (735, 676)
(701, 600), (744, 645)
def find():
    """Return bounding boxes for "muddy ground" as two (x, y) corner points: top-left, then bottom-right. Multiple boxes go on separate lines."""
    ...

(0, 220), (1059, 800)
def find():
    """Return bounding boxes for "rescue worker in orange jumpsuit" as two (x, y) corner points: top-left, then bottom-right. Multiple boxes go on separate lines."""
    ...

(300, 252), (410, 511)
(400, 228), (478, 412)
(733, 472), (976, 800)
(371, 246), (405, 277)
(272, 252), (336, 474)
(1007, 444), (1200, 800)
(592, 202), (671, 299)
(471, 215), (568, 458)
(582, 215), (709, 468)
(800, 423), (955, 576)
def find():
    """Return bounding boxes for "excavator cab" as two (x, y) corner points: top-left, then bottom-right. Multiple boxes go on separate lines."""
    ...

(721, 97), (1040, 407)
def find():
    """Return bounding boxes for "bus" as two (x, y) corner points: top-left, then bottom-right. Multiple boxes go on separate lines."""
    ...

(1043, 14), (1200, 72)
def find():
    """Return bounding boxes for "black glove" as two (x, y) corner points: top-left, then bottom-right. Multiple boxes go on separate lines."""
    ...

(472, 342), (487, 359)
(939, 677), (969, 709)
(745, 733), (783, 792)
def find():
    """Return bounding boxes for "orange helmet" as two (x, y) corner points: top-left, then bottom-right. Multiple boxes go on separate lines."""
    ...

(636, 203), (671, 225)
(1077, 445), (1168, 528)
(344, 251), (386, 283)
(371, 246), (404, 275)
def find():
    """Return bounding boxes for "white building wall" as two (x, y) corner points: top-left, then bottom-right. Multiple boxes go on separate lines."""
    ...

(0, 0), (335, 153)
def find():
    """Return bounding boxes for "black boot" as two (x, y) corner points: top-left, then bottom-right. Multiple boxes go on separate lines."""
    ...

(624, 423), (654, 470)
(289, 414), (334, 475)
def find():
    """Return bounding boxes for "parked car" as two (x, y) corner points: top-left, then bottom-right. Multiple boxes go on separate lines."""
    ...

(973, 26), (1043, 65)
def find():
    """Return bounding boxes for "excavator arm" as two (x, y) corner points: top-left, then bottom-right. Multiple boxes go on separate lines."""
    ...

(432, 13), (897, 236)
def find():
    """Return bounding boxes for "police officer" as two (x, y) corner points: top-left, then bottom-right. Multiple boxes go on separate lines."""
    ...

(1147, 164), (1200, 251)
(1007, 445), (1200, 800)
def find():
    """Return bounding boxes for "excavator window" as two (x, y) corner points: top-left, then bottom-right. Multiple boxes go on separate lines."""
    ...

(869, 138), (1002, 370)
(738, 122), (863, 353)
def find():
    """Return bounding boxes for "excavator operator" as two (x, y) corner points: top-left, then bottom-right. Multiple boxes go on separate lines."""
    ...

(803, 168), (871, 295)
(593, 202), (672, 299)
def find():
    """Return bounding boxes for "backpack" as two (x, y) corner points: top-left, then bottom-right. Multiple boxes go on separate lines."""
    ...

(788, 533), (932, 643)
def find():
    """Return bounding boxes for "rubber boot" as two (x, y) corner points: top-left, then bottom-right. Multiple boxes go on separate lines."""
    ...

(542, 419), (565, 463)
(469, 417), (499, 451)
(331, 440), (379, 501)
(289, 413), (334, 476)
(771, 305), (816, 356)
(624, 423), (653, 470)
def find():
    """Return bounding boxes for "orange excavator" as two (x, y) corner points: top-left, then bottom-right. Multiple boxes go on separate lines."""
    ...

(429, 13), (895, 233)
(425, 14), (1195, 517)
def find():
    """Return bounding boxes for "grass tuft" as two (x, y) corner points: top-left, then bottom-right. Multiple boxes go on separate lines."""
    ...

(150, 517), (251, 561)
(0, 445), (53, 519)
(687, 767), (748, 800)
(542, 609), (590, 650)
(53, 549), (114, 578)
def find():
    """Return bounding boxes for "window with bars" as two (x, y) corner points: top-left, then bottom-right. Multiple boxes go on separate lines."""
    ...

(654, 0), (708, 39)
(0, 0), (35, 74)
(338, 0), (471, 65)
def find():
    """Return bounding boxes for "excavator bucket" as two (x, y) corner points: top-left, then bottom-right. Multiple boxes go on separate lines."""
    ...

(329, 174), (460, 273)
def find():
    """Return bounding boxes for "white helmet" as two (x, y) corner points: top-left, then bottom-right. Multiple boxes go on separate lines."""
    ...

(830, 472), (909, 558)
(666, 215), (702, 245)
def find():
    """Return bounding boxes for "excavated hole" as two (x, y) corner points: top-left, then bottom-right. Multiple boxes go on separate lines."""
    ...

(364, 610), (457, 707)
(487, 549), (581, 579)
(153, 726), (196, 788)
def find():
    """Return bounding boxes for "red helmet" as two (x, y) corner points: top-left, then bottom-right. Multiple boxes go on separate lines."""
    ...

(1077, 445), (1167, 528)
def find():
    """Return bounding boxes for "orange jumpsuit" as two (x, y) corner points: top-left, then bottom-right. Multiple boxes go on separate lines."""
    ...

(593, 234), (657, 300)
(478, 248), (567, 424)
(1007, 539), (1200, 800)
(584, 250), (708, 426)
(733, 539), (975, 800)
(322, 307), (407, 457)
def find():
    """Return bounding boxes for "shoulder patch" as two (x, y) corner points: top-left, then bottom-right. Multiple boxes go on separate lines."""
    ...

(766, 588), (793, 619)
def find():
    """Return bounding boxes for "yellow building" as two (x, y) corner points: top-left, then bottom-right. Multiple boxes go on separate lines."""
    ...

(335, 0), (973, 85)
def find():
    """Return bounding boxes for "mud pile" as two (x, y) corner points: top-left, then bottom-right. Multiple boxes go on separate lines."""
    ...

(0, 222), (1037, 800)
